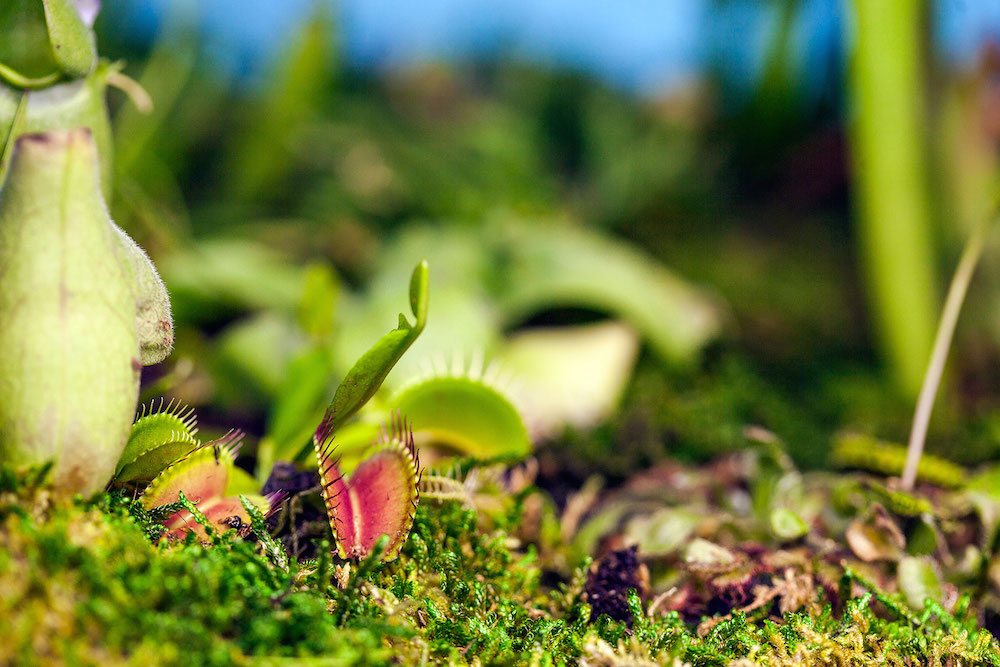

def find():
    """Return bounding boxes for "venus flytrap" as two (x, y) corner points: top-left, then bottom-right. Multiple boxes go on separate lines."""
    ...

(301, 259), (429, 460)
(300, 350), (534, 475)
(140, 430), (284, 541)
(387, 360), (531, 460)
(114, 398), (199, 484)
(300, 261), (429, 562)
(137, 263), (432, 557)
(315, 412), (421, 562)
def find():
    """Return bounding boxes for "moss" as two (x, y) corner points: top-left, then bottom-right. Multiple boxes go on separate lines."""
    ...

(1, 470), (999, 665)
(0, 487), (388, 666)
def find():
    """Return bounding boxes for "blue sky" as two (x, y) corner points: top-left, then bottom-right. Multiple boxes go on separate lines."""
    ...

(116, 0), (998, 98)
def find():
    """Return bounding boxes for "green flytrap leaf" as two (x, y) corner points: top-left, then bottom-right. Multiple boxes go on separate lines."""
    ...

(294, 260), (428, 461)
(387, 360), (531, 460)
(114, 399), (198, 484)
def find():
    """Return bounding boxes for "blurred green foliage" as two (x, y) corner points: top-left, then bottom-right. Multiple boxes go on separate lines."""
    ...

(88, 8), (1000, 474)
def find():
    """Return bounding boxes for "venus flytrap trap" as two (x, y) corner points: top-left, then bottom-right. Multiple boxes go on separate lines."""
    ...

(113, 398), (199, 485)
(316, 413), (420, 562)
(386, 355), (531, 460)
(140, 430), (283, 542)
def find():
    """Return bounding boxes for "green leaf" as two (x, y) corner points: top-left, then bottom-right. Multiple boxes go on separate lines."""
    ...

(494, 219), (725, 365)
(769, 507), (809, 541)
(497, 320), (638, 439)
(898, 556), (942, 611)
(42, 0), (96, 78)
(115, 400), (199, 484)
(388, 374), (530, 460)
(222, 11), (334, 202)
(337, 226), (501, 387)
(257, 262), (341, 476)
(160, 239), (307, 325)
(300, 261), (428, 459)
(298, 262), (339, 340)
(213, 312), (308, 408)
(258, 345), (336, 479)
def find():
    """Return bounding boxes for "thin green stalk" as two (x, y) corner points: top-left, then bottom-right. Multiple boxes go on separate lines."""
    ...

(0, 63), (60, 89)
(0, 89), (28, 183)
(901, 214), (995, 490)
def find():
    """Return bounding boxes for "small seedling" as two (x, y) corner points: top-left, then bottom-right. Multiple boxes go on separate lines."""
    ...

(901, 211), (997, 490)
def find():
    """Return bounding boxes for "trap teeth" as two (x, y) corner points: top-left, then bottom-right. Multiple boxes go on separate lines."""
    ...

(316, 413), (421, 562)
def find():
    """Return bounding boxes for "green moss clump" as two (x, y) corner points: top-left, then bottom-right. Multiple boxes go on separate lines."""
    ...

(1, 470), (998, 665)
(0, 488), (388, 666)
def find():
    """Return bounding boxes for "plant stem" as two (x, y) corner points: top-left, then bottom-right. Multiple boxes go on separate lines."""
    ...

(0, 89), (28, 183)
(901, 215), (994, 490)
(850, 0), (938, 399)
